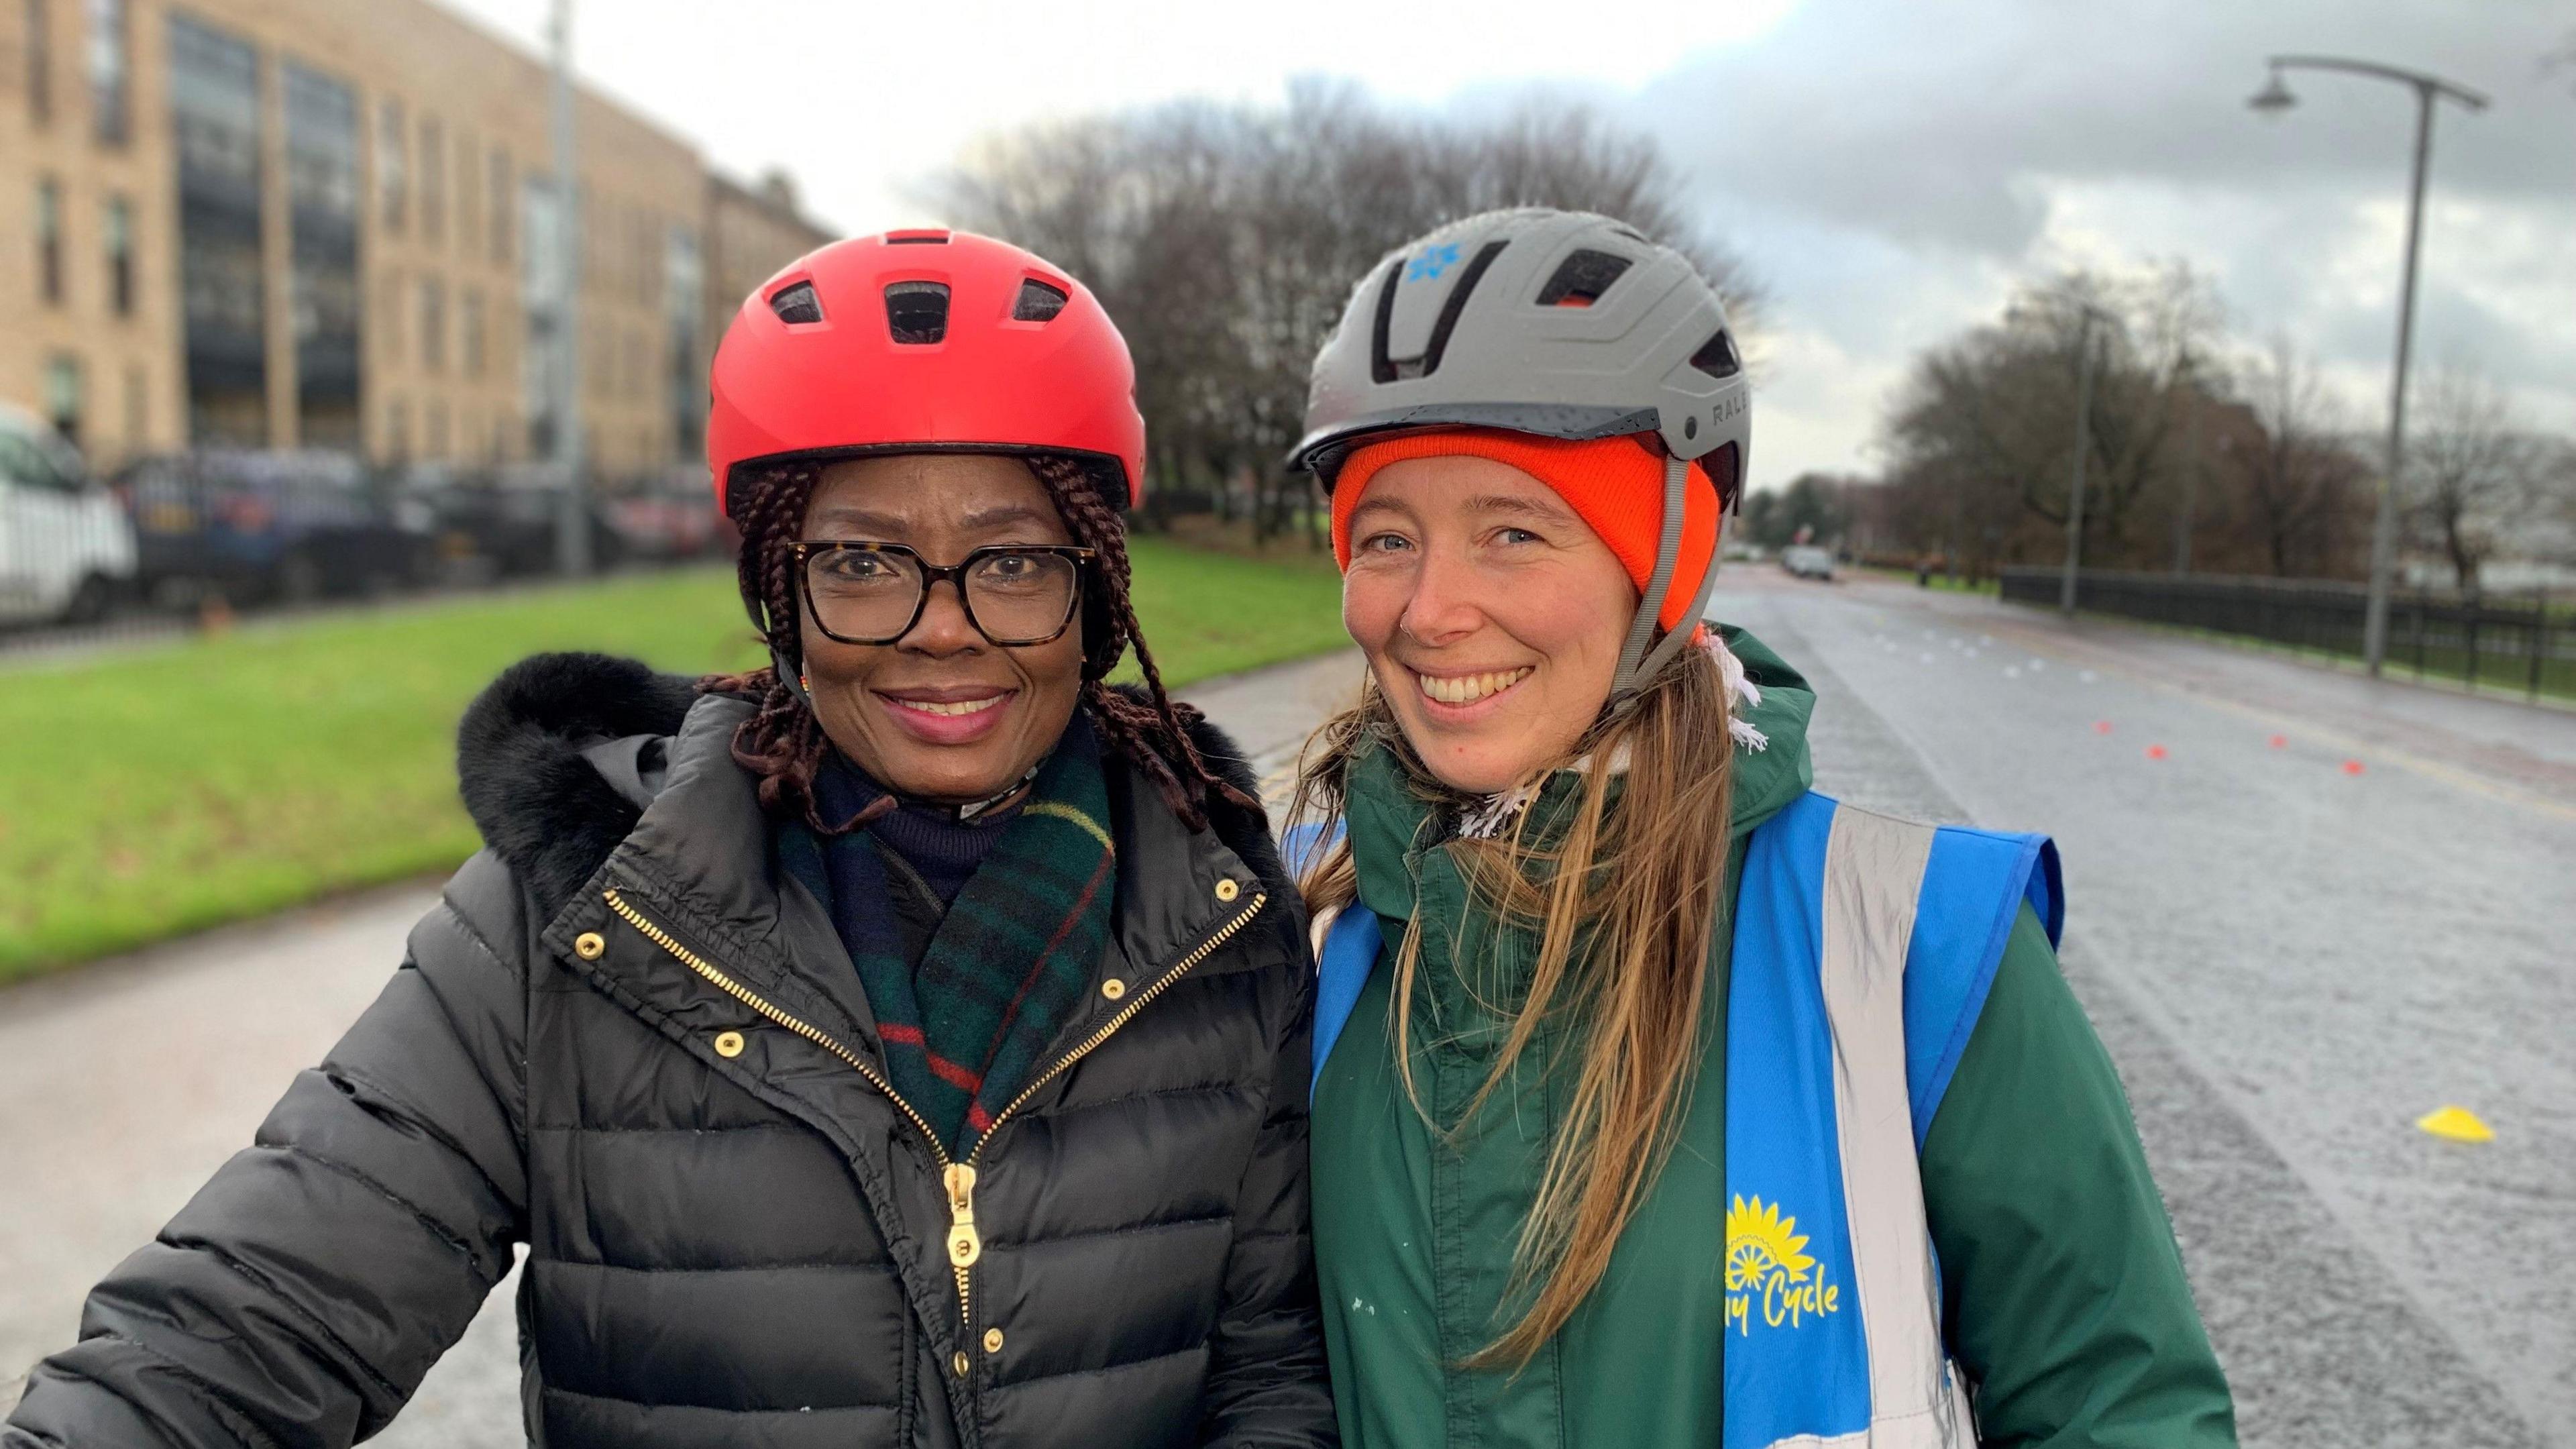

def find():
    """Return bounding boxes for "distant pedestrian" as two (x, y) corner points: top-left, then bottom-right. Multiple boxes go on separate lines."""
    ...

(1283, 208), (2234, 1447)
(7, 233), (1332, 1448)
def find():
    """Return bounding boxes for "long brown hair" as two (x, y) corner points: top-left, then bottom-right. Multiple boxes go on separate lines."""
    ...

(1289, 643), (1734, 1368)
(705, 452), (1252, 833)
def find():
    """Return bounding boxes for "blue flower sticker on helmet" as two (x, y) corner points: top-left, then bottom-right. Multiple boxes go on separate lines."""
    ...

(1404, 243), (1462, 283)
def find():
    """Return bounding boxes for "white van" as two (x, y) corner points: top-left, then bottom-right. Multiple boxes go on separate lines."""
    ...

(0, 404), (137, 625)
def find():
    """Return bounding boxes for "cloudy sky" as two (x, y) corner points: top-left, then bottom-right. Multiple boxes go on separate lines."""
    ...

(446, 0), (2573, 490)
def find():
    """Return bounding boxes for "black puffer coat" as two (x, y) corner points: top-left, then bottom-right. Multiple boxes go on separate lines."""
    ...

(5, 653), (1333, 1448)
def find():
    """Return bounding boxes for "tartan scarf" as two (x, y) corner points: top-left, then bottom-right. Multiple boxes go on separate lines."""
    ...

(782, 718), (1118, 1153)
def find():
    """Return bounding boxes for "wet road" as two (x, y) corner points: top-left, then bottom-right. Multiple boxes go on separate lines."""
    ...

(6, 578), (2569, 1446)
(1733, 570), (2571, 1448)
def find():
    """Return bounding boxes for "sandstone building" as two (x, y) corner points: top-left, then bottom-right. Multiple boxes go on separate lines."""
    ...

(1, 0), (830, 474)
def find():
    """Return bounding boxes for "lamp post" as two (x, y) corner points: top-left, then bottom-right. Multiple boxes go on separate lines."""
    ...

(2249, 55), (2487, 675)
(2058, 301), (2114, 618)
(549, 0), (591, 577)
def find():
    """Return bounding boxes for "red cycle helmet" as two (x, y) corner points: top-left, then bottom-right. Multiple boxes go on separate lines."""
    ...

(706, 229), (1145, 516)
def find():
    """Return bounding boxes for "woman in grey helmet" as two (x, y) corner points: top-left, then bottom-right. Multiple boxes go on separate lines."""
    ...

(1285, 207), (2234, 1446)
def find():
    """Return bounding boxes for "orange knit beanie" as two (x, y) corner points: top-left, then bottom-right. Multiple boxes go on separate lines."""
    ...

(1328, 429), (1723, 632)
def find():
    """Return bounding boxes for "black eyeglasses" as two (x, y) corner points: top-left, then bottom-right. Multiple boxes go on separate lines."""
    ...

(789, 541), (1096, 647)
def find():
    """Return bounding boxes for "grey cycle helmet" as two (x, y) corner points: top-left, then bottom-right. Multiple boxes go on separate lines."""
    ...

(1291, 207), (1750, 704)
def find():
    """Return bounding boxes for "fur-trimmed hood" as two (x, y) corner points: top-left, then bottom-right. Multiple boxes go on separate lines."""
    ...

(455, 651), (1288, 926)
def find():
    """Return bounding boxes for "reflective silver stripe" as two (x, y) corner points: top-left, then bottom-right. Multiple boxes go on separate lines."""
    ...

(1309, 903), (1342, 963)
(1816, 804), (1975, 1448)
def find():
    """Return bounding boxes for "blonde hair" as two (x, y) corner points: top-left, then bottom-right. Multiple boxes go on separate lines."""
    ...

(1289, 644), (1734, 1368)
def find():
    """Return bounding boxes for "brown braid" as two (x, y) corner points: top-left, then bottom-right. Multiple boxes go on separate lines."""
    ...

(700, 453), (1258, 834)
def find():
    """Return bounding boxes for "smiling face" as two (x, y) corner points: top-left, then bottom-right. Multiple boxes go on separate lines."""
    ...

(796, 453), (1086, 804)
(1340, 453), (1640, 795)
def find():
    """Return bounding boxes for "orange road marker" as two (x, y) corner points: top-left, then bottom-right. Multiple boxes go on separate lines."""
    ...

(2342, 759), (2367, 775)
(2145, 745), (2169, 760)
(2268, 734), (2288, 748)
(2093, 720), (2114, 735)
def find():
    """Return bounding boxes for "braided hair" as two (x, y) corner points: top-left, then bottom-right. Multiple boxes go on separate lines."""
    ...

(702, 453), (1256, 834)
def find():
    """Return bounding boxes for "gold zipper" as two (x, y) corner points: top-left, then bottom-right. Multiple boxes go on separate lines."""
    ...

(598, 890), (990, 1334)
(596, 885), (1267, 1367)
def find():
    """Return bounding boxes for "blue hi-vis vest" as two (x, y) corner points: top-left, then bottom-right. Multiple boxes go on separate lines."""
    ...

(1298, 792), (2062, 1448)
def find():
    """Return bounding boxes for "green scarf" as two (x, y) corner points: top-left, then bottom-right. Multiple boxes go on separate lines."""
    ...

(787, 723), (1119, 1152)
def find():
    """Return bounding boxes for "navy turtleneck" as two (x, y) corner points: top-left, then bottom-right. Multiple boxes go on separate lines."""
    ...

(809, 749), (1030, 908)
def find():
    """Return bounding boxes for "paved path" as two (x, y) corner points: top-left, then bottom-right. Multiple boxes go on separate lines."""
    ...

(7, 582), (2569, 1446)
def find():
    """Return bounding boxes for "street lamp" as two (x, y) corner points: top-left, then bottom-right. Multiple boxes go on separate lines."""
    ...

(549, 0), (591, 577)
(2249, 55), (2488, 675)
(2052, 301), (2116, 617)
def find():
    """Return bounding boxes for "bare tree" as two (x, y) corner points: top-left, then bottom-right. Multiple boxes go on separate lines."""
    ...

(1877, 262), (2229, 566)
(925, 87), (1760, 540)
(2406, 364), (2545, 593)
(2235, 337), (2372, 577)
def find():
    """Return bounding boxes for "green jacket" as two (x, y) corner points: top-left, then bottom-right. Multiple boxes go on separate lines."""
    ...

(1309, 629), (2235, 1447)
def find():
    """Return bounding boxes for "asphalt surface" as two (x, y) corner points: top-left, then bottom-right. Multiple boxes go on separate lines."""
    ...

(1737, 572), (2571, 1448)
(4, 578), (2567, 1446)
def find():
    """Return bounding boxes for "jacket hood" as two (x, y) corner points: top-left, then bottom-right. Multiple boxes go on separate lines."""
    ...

(454, 651), (1284, 926)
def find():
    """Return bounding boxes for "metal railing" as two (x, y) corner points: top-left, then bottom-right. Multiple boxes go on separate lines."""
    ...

(1998, 566), (2574, 703)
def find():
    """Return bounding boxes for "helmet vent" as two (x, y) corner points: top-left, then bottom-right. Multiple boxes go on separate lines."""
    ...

(885, 281), (951, 344)
(769, 282), (824, 325)
(885, 229), (951, 245)
(1012, 278), (1069, 323)
(1373, 241), (1509, 382)
(1535, 250), (1632, 307)
(1690, 327), (1743, 379)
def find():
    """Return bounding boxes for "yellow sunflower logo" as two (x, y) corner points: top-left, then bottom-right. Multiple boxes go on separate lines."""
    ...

(1725, 1194), (1816, 1294)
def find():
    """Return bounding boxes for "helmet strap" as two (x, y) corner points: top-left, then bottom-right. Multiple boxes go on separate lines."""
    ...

(1607, 454), (1690, 709)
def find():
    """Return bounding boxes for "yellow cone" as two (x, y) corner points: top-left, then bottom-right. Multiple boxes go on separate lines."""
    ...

(2416, 1106), (2494, 1143)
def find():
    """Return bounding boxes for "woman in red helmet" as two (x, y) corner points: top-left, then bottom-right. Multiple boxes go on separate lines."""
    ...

(7, 232), (1335, 1449)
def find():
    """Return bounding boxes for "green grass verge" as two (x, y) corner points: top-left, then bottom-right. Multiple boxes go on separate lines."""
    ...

(0, 539), (1348, 982)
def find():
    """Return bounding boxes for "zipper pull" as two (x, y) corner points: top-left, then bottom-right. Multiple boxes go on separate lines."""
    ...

(943, 1163), (981, 1268)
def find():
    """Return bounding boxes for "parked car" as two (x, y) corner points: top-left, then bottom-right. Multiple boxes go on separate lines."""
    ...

(120, 449), (434, 607)
(394, 463), (628, 582)
(600, 466), (730, 563)
(0, 405), (136, 625)
(1780, 544), (1837, 580)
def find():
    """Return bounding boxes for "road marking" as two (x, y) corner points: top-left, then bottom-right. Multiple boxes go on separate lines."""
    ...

(2416, 1106), (2494, 1143)
(1828, 589), (2576, 826)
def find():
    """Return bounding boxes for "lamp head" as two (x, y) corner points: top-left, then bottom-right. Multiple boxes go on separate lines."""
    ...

(2249, 68), (2298, 116)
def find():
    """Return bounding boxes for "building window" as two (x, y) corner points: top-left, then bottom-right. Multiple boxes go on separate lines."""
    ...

(84, 0), (125, 144)
(105, 193), (131, 314)
(425, 396), (447, 460)
(123, 362), (145, 444)
(419, 275), (445, 370)
(37, 176), (64, 304)
(286, 61), (361, 447)
(376, 97), (405, 231)
(24, 0), (50, 127)
(455, 129), (479, 256)
(168, 11), (266, 446)
(419, 114), (444, 244)
(46, 353), (83, 445)
(376, 269), (402, 360)
(462, 288), (485, 376)
(486, 146), (510, 264)
(386, 394), (409, 460)
(663, 227), (701, 456)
